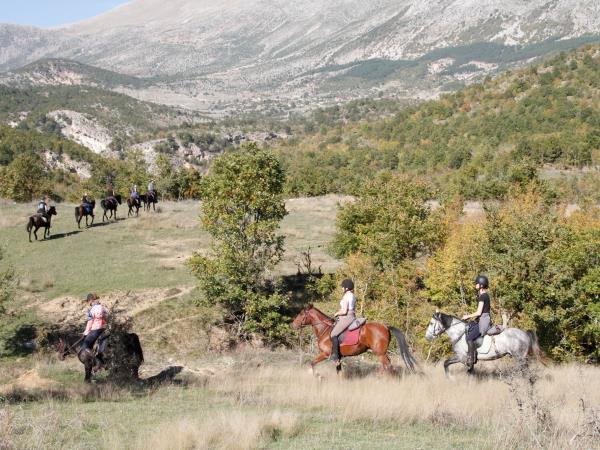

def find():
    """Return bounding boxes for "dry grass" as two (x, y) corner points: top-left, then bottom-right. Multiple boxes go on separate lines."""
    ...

(1, 350), (599, 449)
(134, 410), (299, 450)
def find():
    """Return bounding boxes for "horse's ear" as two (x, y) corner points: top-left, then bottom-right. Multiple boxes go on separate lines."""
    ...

(306, 303), (313, 310)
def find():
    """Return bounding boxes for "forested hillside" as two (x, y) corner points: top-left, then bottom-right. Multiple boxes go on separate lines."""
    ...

(279, 44), (600, 201)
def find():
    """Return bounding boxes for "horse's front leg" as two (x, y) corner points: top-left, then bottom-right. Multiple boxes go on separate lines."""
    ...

(310, 352), (328, 378)
(443, 355), (461, 378)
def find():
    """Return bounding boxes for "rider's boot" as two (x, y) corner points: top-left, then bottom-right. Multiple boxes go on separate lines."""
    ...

(466, 340), (477, 370)
(329, 336), (340, 362)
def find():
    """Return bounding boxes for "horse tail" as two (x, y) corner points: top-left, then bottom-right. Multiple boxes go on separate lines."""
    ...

(527, 330), (547, 366)
(389, 326), (418, 374)
(129, 333), (144, 363)
(26, 216), (34, 232)
(74, 206), (80, 219)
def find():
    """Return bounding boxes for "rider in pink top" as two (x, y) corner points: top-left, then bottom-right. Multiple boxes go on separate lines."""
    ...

(83, 293), (109, 369)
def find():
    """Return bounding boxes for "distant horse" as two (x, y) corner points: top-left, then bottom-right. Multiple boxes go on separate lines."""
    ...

(127, 196), (141, 217)
(75, 200), (95, 228)
(142, 191), (158, 211)
(425, 311), (545, 376)
(58, 332), (144, 383)
(292, 304), (417, 376)
(100, 194), (122, 222)
(27, 206), (57, 242)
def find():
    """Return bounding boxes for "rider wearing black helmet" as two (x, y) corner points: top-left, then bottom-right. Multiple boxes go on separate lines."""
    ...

(462, 275), (492, 370)
(329, 278), (356, 363)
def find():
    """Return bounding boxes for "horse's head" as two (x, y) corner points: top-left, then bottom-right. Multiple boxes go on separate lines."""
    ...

(291, 304), (314, 329)
(115, 194), (122, 204)
(425, 310), (448, 341)
(48, 206), (57, 216)
(90, 200), (96, 208)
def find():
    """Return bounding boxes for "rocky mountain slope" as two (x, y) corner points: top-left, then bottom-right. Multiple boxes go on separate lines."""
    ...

(1, 0), (599, 110)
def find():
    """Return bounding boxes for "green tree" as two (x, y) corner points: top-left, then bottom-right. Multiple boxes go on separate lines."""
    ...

(332, 173), (446, 267)
(188, 144), (289, 341)
(1, 153), (49, 201)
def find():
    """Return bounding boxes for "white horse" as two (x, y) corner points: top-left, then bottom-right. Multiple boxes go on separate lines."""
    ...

(425, 311), (545, 376)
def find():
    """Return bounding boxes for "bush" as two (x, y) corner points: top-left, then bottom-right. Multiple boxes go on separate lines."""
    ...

(189, 144), (289, 342)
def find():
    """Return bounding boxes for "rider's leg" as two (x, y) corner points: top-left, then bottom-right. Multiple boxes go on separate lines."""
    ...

(329, 335), (340, 362)
(466, 324), (480, 369)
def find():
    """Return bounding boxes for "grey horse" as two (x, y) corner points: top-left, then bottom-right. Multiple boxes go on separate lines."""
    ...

(425, 311), (544, 376)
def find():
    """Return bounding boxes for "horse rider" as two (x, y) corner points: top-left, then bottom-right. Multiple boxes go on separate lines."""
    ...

(36, 195), (50, 225)
(329, 278), (357, 363)
(81, 192), (93, 214)
(83, 293), (109, 370)
(148, 180), (156, 199)
(131, 184), (140, 201)
(462, 275), (492, 370)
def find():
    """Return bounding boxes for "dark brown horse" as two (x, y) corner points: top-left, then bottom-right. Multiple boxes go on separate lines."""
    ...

(100, 194), (122, 222)
(58, 332), (144, 383)
(27, 206), (57, 242)
(126, 196), (141, 217)
(141, 191), (158, 211)
(292, 304), (417, 376)
(75, 200), (95, 228)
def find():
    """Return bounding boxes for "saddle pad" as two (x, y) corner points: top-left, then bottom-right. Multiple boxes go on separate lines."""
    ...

(340, 328), (361, 347)
(477, 336), (494, 355)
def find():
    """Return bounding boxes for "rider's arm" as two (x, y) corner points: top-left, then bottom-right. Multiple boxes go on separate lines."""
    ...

(462, 301), (484, 320)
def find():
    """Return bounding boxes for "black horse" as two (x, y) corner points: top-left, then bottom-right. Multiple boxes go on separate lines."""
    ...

(127, 196), (141, 217)
(141, 191), (158, 212)
(100, 194), (122, 222)
(58, 332), (144, 383)
(27, 206), (57, 242)
(75, 200), (95, 228)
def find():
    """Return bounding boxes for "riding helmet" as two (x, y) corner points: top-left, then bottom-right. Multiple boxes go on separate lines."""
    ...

(86, 293), (99, 302)
(341, 279), (354, 290)
(474, 275), (489, 289)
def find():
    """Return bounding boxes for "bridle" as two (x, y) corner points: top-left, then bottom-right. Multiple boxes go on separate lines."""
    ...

(297, 308), (334, 340)
(431, 315), (467, 345)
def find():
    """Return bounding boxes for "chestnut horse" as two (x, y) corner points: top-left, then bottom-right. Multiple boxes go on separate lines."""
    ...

(292, 304), (417, 375)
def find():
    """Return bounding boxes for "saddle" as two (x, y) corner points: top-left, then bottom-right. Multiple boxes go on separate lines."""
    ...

(36, 213), (48, 223)
(472, 325), (505, 354)
(105, 197), (116, 207)
(339, 318), (367, 347)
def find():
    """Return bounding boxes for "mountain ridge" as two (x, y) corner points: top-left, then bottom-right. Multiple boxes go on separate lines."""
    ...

(1, 0), (600, 111)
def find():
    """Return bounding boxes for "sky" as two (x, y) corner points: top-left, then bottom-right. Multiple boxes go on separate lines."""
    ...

(0, 0), (130, 28)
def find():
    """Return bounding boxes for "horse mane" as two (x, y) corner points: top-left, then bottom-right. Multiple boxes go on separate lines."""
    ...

(439, 312), (459, 329)
(308, 305), (334, 325)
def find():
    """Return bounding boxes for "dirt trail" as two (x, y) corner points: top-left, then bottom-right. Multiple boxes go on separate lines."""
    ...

(38, 285), (195, 328)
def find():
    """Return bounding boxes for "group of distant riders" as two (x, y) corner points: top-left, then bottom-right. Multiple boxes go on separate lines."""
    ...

(35, 179), (157, 227)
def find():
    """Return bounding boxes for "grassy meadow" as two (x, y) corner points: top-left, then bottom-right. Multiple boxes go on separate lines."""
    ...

(1, 196), (599, 450)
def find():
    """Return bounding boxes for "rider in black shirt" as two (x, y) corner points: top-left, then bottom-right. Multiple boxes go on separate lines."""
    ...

(462, 275), (492, 370)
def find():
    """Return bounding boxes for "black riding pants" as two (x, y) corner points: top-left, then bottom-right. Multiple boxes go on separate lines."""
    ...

(83, 329), (107, 354)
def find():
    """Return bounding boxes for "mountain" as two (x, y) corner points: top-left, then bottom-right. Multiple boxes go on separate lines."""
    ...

(1, 0), (600, 111)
